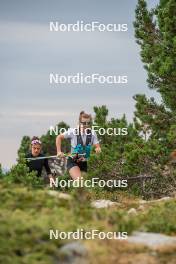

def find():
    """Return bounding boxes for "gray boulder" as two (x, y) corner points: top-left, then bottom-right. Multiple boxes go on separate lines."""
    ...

(58, 242), (88, 264)
(128, 232), (176, 248)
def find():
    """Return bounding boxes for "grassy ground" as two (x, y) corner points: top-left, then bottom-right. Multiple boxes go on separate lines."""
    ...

(0, 180), (175, 263)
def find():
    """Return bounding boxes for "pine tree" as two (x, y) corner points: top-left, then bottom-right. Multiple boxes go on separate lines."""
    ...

(134, 0), (176, 110)
(18, 136), (31, 158)
(0, 163), (3, 178)
(133, 94), (174, 140)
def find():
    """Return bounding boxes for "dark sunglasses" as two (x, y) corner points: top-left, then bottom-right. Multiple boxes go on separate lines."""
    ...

(80, 121), (91, 125)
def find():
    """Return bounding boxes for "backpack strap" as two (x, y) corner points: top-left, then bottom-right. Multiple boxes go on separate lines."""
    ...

(77, 133), (84, 146)
(76, 128), (92, 146)
(86, 129), (92, 145)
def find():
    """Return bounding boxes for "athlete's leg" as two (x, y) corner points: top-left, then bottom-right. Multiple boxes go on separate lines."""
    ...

(69, 166), (81, 180)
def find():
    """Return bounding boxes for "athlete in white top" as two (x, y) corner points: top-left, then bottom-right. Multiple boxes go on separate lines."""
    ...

(56, 111), (101, 180)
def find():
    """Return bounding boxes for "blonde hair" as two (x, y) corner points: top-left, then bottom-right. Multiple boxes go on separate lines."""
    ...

(79, 111), (92, 123)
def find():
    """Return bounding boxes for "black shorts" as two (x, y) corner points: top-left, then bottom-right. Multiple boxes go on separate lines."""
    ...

(67, 158), (87, 172)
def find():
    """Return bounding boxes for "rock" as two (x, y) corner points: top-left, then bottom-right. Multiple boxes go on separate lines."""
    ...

(57, 192), (72, 200)
(47, 191), (72, 200)
(127, 208), (138, 215)
(91, 199), (120, 209)
(146, 197), (172, 204)
(48, 159), (66, 176)
(155, 197), (171, 202)
(139, 200), (147, 204)
(139, 197), (172, 204)
(59, 242), (88, 264)
(128, 232), (176, 248)
(138, 205), (145, 211)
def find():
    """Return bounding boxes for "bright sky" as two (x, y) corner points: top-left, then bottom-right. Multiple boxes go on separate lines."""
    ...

(0, 0), (159, 169)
